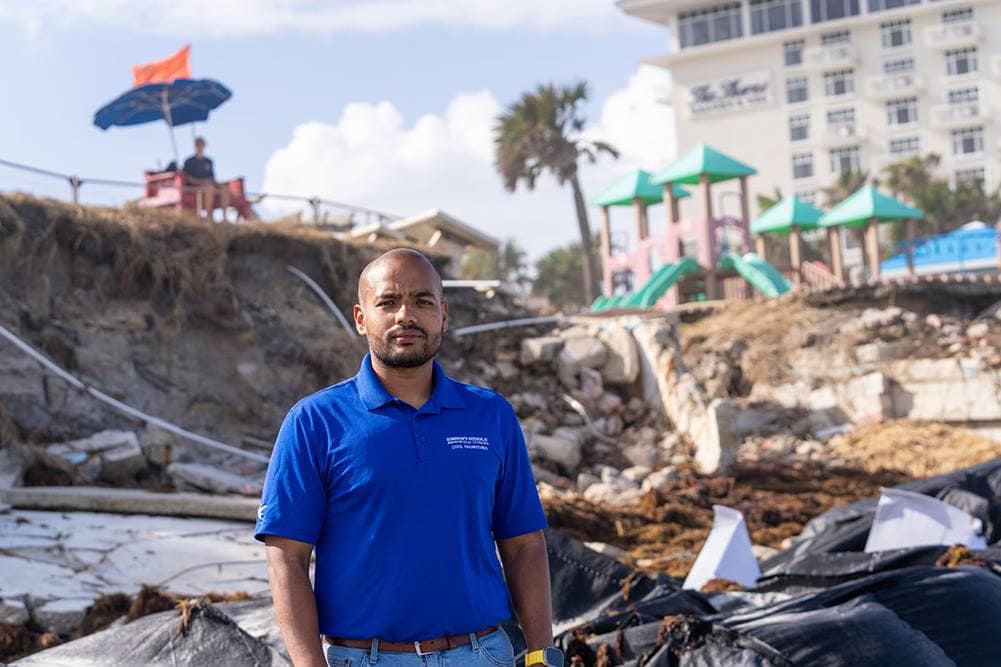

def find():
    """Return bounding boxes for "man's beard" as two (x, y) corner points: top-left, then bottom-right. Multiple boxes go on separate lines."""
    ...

(370, 326), (443, 368)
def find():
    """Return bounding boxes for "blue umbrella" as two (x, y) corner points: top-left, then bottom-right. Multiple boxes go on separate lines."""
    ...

(94, 78), (232, 163)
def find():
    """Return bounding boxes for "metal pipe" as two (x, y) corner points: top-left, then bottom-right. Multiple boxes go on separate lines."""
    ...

(452, 315), (564, 337)
(286, 265), (357, 337)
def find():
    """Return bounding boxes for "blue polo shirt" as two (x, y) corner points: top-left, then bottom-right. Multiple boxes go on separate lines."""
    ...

(254, 355), (547, 641)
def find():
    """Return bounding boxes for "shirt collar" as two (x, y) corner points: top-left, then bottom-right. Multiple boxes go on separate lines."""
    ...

(354, 354), (465, 412)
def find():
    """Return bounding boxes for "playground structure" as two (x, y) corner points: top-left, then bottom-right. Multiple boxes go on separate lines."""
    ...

(591, 144), (933, 312)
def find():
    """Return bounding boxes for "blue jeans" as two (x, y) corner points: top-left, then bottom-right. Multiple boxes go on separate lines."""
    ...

(325, 629), (516, 667)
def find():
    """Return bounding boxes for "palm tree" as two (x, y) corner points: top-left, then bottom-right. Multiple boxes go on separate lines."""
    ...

(821, 170), (870, 208)
(756, 186), (784, 212)
(495, 81), (618, 302)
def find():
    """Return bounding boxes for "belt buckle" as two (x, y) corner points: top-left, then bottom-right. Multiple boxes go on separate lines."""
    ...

(414, 641), (431, 656)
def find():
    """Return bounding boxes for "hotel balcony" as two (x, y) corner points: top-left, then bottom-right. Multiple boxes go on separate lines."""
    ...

(929, 102), (990, 129)
(819, 122), (866, 148)
(924, 21), (980, 51)
(802, 43), (856, 70)
(865, 73), (923, 99)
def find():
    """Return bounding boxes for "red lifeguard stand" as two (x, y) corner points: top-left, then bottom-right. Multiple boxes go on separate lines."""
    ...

(139, 171), (255, 221)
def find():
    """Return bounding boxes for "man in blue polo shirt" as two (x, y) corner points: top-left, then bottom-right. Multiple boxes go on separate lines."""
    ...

(256, 248), (562, 667)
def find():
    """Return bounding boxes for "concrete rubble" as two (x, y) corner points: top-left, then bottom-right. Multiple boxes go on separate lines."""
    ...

(3, 195), (1001, 662)
(0, 507), (266, 638)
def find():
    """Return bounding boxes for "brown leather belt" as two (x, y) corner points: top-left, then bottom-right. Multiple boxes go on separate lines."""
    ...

(325, 626), (498, 655)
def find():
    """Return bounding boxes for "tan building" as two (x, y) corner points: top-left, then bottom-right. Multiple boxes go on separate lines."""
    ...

(345, 209), (499, 277)
(618, 0), (1001, 215)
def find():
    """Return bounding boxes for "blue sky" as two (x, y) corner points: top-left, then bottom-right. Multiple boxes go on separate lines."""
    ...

(0, 2), (675, 258)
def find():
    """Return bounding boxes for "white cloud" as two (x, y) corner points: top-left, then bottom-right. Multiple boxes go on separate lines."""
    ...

(587, 65), (675, 170)
(261, 65), (677, 262)
(0, 0), (621, 37)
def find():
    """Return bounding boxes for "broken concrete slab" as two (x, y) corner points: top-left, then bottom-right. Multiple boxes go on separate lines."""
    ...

(528, 433), (582, 472)
(622, 443), (659, 469)
(583, 482), (643, 507)
(641, 466), (679, 495)
(597, 326), (640, 385)
(520, 336), (564, 365)
(0, 507), (269, 645)
(0, 486), (258, 521)
(167, 462), (263, 496)
(100, 439), (146, 483)
(558, 337), (608, 371)
(47, 430), (139, 456)
(854, 342), (912, 365)
(621, 465), (652, 483)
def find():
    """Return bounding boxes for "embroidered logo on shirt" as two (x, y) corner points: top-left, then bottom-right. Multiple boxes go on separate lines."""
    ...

(446, 435), (490, 451)
(257, 504), (268, 520)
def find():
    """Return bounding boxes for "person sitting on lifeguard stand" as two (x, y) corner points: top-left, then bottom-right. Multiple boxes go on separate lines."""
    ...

(182, 136), (230, 220)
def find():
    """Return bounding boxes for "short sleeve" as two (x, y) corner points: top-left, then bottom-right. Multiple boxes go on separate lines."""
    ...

(492, 401), (548, 540)
(254, 405), (329, 544)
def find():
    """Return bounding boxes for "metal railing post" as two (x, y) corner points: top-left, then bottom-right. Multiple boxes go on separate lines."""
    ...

(69, 176), (81, 204)
(309, 197), (321, 225)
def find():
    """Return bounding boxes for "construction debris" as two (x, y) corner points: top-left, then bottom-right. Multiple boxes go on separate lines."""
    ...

(4, 195), (1001, 663)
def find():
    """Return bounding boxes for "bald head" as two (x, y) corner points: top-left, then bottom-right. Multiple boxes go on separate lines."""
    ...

(354, 248), (448, 369)
(357, 248), (443, 305)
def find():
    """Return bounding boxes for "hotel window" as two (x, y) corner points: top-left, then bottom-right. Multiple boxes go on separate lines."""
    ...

(889, 136), (920, 157)
(796, 190), (817, 204)
(789, 115), (810, 141)
(880, 19), (912, 49)
(678, 3), (743, 49)
(942, 7), (974, 23)
(886, 97), (918, 125)
(784, 39), (805, 66)
(786, 77), (809, 104)
(868, 0), (919, 12)
(820, 30), (850, 46)
(952, 127), (984, 155)
(830, 146), (861, 174)
(824, 69), (855, 97)
(945, 48), (977, 76)
(955, 167), (985, 185)
(792, 152), (814, 179)
(948, 87), (979, 113)
(751, 0), (804, 34)
(827, 107), (856, 136)
(810, 0), (860, 24)
(883, 57), (915, 74)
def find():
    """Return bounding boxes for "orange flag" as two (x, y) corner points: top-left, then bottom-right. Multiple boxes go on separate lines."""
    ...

(132, 45), (191, 88)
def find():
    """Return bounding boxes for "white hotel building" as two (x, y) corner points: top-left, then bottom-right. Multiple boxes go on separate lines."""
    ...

(617, 0), (1001, 215)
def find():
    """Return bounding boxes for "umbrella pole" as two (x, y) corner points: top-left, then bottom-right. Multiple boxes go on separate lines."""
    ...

(166, 121), (179, 166)
(161, 89), (180, 166)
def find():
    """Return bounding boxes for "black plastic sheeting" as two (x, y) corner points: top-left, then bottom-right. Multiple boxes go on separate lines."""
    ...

(18, 458), (1001, 666)
(13, 600), (289, 666)
(550, 457), (1001, 667)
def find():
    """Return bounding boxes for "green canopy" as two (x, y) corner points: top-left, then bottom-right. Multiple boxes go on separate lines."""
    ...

(591, 169), (690, 207)
(650, 143), (757, 186)
(819, 186), (925, 228)
(751, 196), (824, 235)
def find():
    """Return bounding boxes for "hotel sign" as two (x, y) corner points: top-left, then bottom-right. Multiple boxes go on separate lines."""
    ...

(686, 70), (772, 116)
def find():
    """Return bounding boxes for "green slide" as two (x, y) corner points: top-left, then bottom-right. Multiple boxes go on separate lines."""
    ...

(624, 256), (700, 308)
(593, 257), (700, 311)
(719, 252), (793, 298)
